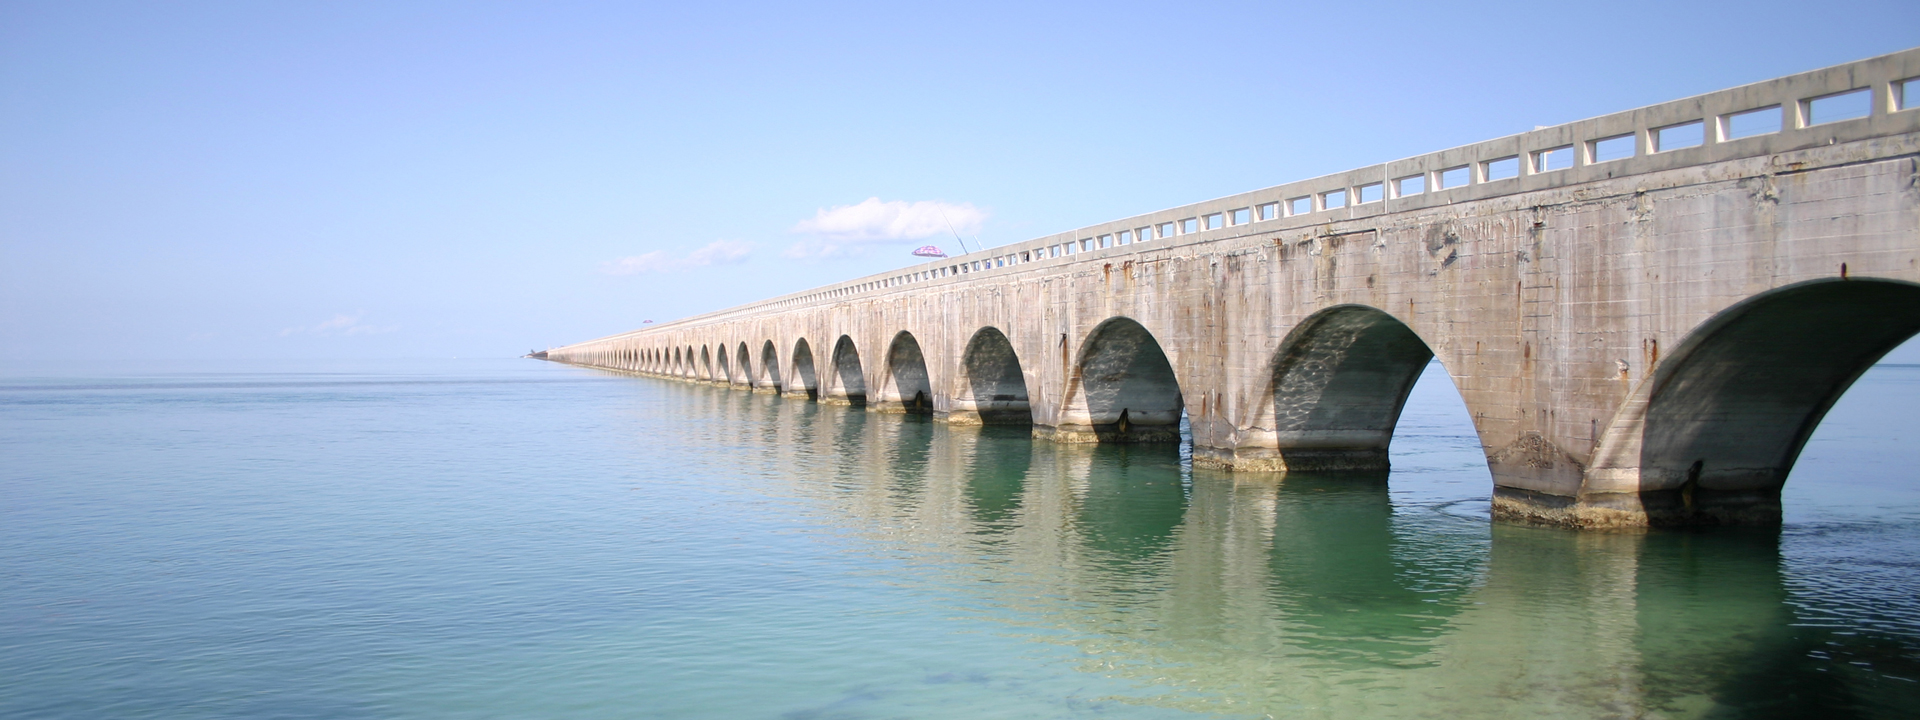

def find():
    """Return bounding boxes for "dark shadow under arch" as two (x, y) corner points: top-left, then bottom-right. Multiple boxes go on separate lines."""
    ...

(1232, 304), (1435, 472)
(1635, 278), (1920, 524)
(1059, 317), (1183, 443)
(825, 335), (866, 407)
(735, 342), (752, 387)
(760, 340), (783, 392)
(699, 346), (712, 381)
(788, 338), (818, 400)
(955, 327), (1031, 425)
(878, 331), (932, 415)
(715, 344), (731, 384)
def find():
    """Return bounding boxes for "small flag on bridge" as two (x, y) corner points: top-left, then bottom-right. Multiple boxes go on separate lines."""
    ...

(912, 246), (947, 258)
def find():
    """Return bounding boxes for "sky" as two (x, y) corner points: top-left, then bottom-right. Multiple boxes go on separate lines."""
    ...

(3, 0), (1918, 363)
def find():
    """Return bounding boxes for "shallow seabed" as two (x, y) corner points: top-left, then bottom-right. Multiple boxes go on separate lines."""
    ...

(3, 359), (1917, 719)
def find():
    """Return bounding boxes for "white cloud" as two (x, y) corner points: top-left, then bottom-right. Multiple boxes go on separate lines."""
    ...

(684, 239), (752, 266)
(280, 314), (397, 337)
(780, 239), (858, 260)
(601, 250), (675, 275)
(602, 240), (752, 275)
(784, 198), (982, 260)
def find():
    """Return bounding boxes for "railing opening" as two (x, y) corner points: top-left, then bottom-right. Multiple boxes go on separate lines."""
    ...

(1803, 88), (1871, 126)
(1483, 156), (1519, 181)
(1394, 174), (1425, 197)
(1531, 146), (1574, 173)
(1722, 105), (1782, 140)
(1653, 121), (1704, 152)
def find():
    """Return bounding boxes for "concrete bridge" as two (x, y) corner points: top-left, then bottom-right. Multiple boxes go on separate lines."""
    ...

(541, 49), (1920, 529)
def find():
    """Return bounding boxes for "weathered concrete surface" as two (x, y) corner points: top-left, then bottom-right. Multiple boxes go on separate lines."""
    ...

(545, 49), (1920, 529)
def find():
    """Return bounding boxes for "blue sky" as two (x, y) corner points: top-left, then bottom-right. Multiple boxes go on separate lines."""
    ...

(3, 0), (1917, 362)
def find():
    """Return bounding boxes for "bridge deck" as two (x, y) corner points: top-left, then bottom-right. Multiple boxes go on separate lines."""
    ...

(545, 48), (1920, 529)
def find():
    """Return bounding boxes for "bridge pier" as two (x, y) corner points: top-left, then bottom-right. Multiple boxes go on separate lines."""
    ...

(1034, 419), (1184, 444)
(939, 399), (1031, 426)
(870, 397), (931, 414)
(1191, 446), (1390, 473)
(1492, 486), (1784, 529)
(1487, 278), (1920, 528)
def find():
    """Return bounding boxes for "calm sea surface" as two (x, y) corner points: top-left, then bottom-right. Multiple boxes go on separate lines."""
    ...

(3, 358), (1918, 719)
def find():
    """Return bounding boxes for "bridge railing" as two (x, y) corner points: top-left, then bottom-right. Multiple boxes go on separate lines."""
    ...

(561, 48), (1920, 350)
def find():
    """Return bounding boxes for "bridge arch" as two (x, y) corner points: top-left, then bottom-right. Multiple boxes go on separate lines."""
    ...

(714, 344), (731, 384)
(1054, 317), (1183, 443)
(699, 346), (712, 381)
(1209, 304), (1437, 472)
(759, 340), (783, 393)
(1579, 278), (1920, 525)
(876, 331), (933, 415)
(823, 335), (868, 407)
(950, 326), (1031, 425)
(787, 338), (819, 400)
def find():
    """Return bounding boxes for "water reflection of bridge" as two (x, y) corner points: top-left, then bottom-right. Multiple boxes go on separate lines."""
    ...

(626, 382), (1904, 718)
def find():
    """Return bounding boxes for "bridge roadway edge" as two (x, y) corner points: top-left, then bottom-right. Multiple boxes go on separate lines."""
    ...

(540, 49), (1920, 529)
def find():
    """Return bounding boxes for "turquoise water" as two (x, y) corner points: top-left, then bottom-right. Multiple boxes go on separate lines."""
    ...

(3, 359), (1917, 719)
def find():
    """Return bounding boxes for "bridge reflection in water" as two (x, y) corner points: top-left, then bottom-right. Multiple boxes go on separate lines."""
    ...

(626, 375), (1917, 719)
